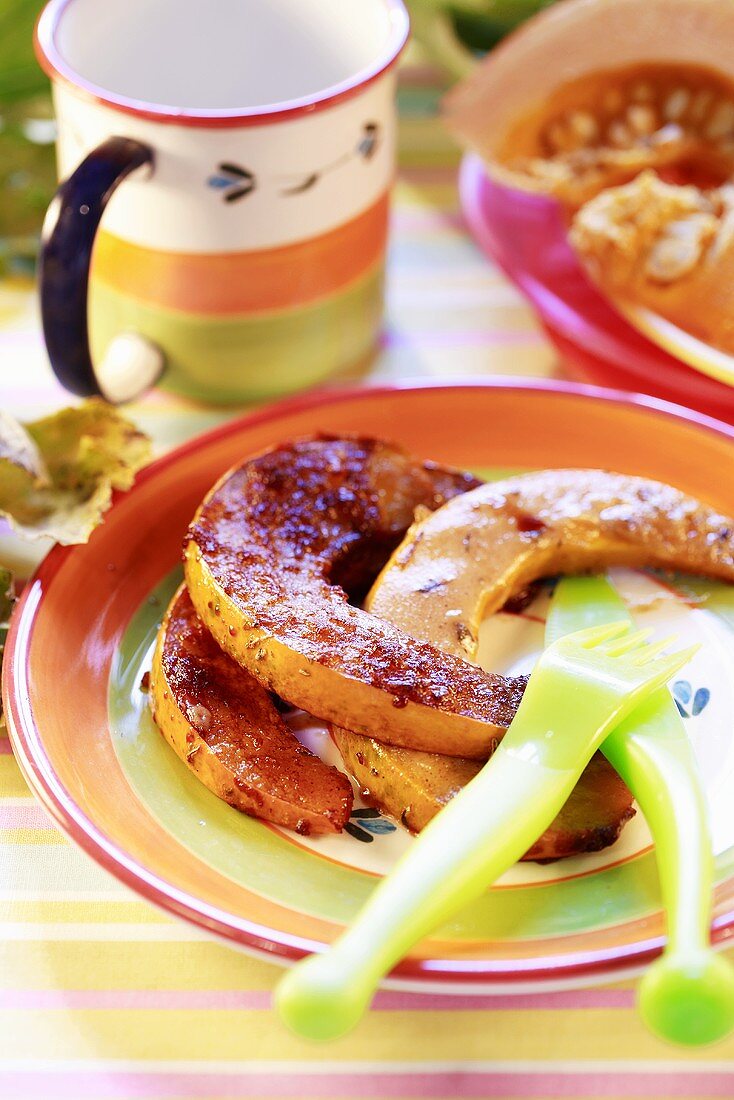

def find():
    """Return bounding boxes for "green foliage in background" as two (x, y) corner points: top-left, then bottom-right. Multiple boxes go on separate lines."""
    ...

(0, 0), (48, 104)
(449, 0), (557, 51)
(408, 0), (558, 79)
(0, 0), (56, 272)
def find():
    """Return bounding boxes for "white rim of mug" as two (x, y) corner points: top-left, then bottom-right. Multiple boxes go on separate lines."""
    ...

(35, 0), (410, 127)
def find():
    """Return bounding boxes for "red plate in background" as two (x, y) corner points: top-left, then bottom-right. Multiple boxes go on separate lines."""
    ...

(459, 152), (734, 424)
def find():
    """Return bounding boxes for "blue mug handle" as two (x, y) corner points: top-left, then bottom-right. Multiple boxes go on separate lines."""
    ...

(39, 135), (165, 403)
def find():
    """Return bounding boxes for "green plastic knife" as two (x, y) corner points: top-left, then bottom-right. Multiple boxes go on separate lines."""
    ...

(546, 574), (734, 1046)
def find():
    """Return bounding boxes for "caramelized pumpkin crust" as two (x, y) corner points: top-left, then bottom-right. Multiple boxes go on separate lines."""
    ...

(184, 436), (526, 759)
(185, 440), (734, 760)
(151, 436), (734, 860)
(150, 584), (353, 835)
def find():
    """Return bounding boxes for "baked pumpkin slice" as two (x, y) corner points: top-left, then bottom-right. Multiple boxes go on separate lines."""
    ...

(155, 443), (632, 857)
(151, 439), (485, 838)
(150, 584), (353, 835)
(184, 435), (526, 760)
(331, 728), (635, 862)
(185, 439), (734, 759)
(150, 586), (633, 857)
(366, 467), (734, 659)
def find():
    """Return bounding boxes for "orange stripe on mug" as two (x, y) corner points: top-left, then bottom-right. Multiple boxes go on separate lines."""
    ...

(92, 194), (389, 315)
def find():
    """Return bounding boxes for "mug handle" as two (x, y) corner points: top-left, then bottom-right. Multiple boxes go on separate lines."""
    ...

(39, 135), (165, 404)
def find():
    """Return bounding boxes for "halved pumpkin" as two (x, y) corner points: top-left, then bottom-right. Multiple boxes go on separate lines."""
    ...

(444, 0), (734, 207)
(443, 0), (734, 361)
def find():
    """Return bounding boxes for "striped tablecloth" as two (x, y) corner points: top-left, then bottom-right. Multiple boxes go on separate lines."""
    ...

(1, 66), (733, 1100)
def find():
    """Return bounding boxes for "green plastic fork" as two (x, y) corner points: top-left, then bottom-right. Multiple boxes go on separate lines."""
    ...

(546, 574), (734, 1047)
(276, 621), (696, 1041)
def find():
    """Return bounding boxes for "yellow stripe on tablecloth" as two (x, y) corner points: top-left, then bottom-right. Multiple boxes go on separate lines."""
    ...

(394, 182), (459, 207)
(0, 937), (647, 1000)
(0, 1010), (732, 1062)
(0, 757), (32, 798)
(4, 1058), (733, 1073)
(0, 900), (172, 923)
(0, 923), (208, 940)
(0, 941), (280, 991)
(0, 829), (67, 846)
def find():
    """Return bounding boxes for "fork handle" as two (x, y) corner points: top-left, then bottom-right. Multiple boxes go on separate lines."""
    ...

(276, 748), (579, 1040)
(605, 695), (734, 1045)
(606, 693), (712, 956)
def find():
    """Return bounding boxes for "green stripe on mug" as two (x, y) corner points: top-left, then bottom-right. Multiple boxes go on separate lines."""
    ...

(90, 263), (386, 403)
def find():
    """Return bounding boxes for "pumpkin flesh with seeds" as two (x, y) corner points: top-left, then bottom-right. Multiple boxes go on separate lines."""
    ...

(443, 0), (734, 358)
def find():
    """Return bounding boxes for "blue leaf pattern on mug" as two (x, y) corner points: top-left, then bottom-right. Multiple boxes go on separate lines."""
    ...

(207, 163), (256, 202)
(358, 122), (379, 160)
(209, 123), (380, 203)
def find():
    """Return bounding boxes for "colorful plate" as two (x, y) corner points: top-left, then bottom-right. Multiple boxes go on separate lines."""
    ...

(459, 153), (734, 425)
(6, 380), (734, 991)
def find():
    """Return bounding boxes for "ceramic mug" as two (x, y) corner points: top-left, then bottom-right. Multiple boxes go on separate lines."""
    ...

(35, 0), (409, 404)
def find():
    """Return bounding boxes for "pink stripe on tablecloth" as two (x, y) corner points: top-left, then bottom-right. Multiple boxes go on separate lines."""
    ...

(2, 1070), (732, 1099)
(0, 989), (633, 1011)
(0, 804), (53, 828)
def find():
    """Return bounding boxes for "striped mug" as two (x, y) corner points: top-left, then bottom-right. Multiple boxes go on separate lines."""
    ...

(36, 0), (409, 404)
